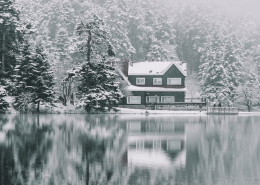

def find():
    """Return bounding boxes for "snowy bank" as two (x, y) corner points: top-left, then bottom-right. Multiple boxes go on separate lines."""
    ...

(115, 107), (207, 114)
(2, 96), (260, 115)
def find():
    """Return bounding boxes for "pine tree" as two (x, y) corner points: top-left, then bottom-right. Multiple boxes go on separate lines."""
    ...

(52, 27), (73, 97)
(71, 61), (124, 111)
(103, 0), (135, 60)
(146, 38), (169, 61)
(198, 31), (243, 102)
(0, 0), (23, 77)
(13, 40), (54, 112)
(75, 14), (115, 62)
(33, 43), (55, 111)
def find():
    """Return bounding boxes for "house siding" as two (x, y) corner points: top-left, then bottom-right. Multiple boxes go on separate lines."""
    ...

(128, 64), (185, 87)
(119, 62), (186, 107)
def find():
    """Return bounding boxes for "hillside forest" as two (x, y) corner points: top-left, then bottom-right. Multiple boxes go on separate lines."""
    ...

(1, 0), (260, 112)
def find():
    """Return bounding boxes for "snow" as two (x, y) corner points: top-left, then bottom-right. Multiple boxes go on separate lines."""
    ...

(128, 149), (172, 167)
(126, 85), (187, 92)
(116, 68), (131, 85)
(115, 107), (206, 114)
(128, 61), (187, 76)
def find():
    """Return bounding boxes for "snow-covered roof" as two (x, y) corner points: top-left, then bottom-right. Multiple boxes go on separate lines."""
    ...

(128, 61), (187, 76)
(127, 149), (186, 168)
(116, 68), (131, 86)
(126, 85), (187, 92)
(128, 149), (173, 167)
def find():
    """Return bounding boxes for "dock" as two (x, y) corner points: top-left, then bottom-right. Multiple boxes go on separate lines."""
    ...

(207, 107), (239, 114)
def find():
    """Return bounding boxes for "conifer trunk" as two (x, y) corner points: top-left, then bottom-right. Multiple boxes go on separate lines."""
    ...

(37, 101), (40, 113)
(87, 29), (91, 61)
(1, 31), (5, 72)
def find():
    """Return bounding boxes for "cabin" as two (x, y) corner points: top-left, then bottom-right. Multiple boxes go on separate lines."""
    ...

(119, 61), (187, 108)
(118, 117), (186, 168)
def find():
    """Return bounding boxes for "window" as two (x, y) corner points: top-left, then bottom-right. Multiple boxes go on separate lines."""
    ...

(146, 96), (160, 103)
(167, 78), (181, 85)
(153, 78), (162, 85)
(136, 78), (145, 85)
(127, 121), (141, 132)
(127, 96), (141, 104)
(161, 96), (175, 103)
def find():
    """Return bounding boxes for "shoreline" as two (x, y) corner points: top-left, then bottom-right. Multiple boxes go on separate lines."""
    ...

(2, 107), (260, 115)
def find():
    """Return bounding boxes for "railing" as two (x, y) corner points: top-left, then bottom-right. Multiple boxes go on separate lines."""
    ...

(146, 102), (206, 106)
(207, 107), (239, 114)
(145, 102), (206, 110)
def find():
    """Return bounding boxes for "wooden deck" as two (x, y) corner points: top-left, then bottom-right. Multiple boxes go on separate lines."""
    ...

(207, 107), (239, 114)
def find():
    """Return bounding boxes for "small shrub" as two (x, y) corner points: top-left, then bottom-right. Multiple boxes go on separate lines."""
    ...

(0, 86), (9, 112)
(13, 92), (35, 114)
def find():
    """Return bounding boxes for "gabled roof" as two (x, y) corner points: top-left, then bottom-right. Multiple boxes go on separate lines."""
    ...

(128, 61), (187, 76)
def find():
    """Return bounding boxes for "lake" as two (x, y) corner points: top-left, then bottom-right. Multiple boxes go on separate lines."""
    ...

(0, 114), (260, 185)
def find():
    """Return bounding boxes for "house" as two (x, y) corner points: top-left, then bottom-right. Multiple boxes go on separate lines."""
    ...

(119, 117), (186, 168)
(119, 61), (187, 108)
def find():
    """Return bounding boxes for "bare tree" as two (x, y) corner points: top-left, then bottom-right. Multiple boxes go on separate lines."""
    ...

(235, 82), (260, 112)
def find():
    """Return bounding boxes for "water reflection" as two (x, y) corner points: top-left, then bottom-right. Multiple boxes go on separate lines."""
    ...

(0, 114), (260, 185)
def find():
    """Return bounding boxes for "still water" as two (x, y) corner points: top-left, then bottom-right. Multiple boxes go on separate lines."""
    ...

(0, 114), (260, 185)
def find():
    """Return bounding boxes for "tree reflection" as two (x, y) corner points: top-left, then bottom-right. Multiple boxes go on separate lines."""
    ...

(3, 115), (259, 185)
(0, 115), (53, 185)
(189, 116), (260, 185)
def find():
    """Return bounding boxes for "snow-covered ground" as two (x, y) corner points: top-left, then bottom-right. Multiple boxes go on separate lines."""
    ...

(115, 107), (206, 114)
(2, 96), (260, 115)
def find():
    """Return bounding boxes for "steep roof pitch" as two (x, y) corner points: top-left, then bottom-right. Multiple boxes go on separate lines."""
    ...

(116, 68), (131, 86)
(128, 61), (187, 76)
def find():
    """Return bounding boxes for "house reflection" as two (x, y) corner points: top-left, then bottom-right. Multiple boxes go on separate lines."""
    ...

(125, 120), (186, 168)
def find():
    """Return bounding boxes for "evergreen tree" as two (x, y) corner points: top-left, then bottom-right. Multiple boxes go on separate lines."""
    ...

(13, 41), (54, 112)
(70, 61), (124, 111)
(103, 0), (135, 60)
(33, 43), (55, 111)
(146, 38), (169, 61)
(198, 31), (243, 101)
(0, 0), (23, 76)
(75, 14), (115, 62)
(52, 27), (73, 97)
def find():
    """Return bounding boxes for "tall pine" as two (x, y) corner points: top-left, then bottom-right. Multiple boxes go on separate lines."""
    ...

(0, 0), (22, 77)
(198, 31), (243, 101)
(13, 40), (54, 112)
(73, 61), (124, 110)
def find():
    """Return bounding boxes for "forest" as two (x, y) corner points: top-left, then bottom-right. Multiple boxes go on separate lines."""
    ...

(1, 0), (260, 112)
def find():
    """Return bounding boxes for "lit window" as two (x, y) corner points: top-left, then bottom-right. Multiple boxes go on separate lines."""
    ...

(146, 96), (160, 103)
(161, 96), (175, 103)
(127, 96), (141, 104)
(136, 78), (145, 85)
(167, 78), (181, 85)
(153, 78), (162, 85)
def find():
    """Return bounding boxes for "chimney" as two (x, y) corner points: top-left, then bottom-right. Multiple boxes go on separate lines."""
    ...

(122, 59), (129, 77)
